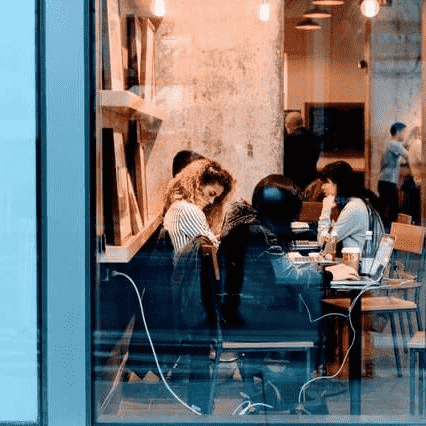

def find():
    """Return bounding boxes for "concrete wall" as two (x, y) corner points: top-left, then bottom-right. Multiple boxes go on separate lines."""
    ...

(146, 0), (284, 216)
(370, 0), (421, 191)
(144, 0), (422, 215)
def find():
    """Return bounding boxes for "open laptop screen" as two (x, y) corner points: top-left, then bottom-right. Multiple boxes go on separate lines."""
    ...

(368, 234), (395, 280)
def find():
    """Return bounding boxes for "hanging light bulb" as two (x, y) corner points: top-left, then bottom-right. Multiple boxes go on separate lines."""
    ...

(260, 0), (270, 21)
(360, 0), (380, 17)
(154, 0), (165, 17)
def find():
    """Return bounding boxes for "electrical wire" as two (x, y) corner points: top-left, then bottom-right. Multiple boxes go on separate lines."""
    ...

(232, 400), (273, 416)
(111, 271), (414, 415)
(111, 271), (203, 416)
(297, 281), (391, 405)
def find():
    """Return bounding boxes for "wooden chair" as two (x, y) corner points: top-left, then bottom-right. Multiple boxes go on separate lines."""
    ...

(322, 223), (425, 378)
(397, 213), (412, 224)
(408, 331), (425, 415)
(388, 223), (425, 336)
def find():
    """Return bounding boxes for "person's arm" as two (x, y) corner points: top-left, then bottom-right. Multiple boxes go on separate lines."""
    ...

(179, 203), (219, 248)
(390, 140), (409, 160)
(331, 200), (367, 243)
(317, 195), (334, 245)
(278, 254), (324, 287)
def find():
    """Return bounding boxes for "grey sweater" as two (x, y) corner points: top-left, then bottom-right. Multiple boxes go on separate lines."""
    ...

(318, 197), (369, 250)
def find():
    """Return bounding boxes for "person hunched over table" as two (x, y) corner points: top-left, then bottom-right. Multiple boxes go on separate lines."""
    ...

(219, 174), (361, 327)
(218, 175), (361, 413)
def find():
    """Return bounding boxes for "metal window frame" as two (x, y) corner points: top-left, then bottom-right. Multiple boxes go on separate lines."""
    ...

(38, 0), (426, 423)
(40, 0), (94, 423)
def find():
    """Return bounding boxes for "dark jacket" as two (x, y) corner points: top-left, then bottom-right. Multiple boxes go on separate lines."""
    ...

(171, 235), (219, 334)
(284, 127), (320, 190)
(219, 201), (331, 339)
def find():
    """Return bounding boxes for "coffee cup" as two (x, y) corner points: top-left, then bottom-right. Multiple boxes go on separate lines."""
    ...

(341, 247), (361, 271)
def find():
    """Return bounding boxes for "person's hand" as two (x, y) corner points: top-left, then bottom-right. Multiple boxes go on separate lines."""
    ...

(322, 195), (336, 212)
(325, 263), (360, 281)
(318, 231), (328, 246)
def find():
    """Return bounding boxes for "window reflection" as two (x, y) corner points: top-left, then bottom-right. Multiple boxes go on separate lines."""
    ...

(94, 0), (425, 421)
(0, 2), (37, 422)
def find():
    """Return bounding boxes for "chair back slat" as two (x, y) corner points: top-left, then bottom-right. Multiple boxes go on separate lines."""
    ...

(396, 213), (412, 224)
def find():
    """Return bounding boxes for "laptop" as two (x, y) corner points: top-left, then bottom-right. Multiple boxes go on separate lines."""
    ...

(330, 234), (395, 287)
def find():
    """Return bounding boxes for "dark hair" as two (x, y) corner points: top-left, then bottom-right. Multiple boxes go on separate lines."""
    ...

(319, 161), (369, 221)
(200, 162), (234, 206)
(252, 175), (302, 248)
(172, 150), (205, 177)
(164, 159), (234, 231)
(319, 161), (358, 199)
(390, 122), (407, 137)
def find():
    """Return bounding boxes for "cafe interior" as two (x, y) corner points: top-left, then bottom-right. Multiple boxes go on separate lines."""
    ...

(94, 0), (426, 421)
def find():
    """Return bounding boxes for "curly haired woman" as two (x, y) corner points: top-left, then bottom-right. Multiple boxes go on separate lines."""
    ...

(162, 158), (234, 254)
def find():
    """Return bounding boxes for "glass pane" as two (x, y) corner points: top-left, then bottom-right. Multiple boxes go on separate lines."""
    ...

(0, 1), (38, 423)
(93, 0), (425, 422)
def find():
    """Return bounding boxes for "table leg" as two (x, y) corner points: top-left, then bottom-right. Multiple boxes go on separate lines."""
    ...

(349, 290), (362, 415)
(410, 349), (415, 415)
(419, 350), (424, 416)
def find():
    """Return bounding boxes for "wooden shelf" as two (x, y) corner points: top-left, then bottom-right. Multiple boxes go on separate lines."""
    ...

(98, 90), (165, 122)
(98, 214), (162, 263)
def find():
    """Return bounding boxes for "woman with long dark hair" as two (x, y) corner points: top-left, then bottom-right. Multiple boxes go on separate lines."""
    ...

(317, 161), (384, 254)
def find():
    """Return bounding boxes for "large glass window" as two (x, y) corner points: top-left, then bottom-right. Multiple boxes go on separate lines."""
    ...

(93, 0), (426, 422)
(0, 2), (38, 423)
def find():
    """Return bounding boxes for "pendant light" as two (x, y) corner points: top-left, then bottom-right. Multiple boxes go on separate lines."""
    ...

(260, 0), (270, 21)
(303, 7), (332, 19)
(153, 0), (165, 16)
(313, 0), (344, 6)
(295, 18), (322, 30)
(360, 0), (380, 17)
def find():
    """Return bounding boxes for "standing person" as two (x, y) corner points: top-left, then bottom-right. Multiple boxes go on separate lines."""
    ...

(284, 112), (320, 191)
(163, 158), (234, 255)
(401, 126), (422, 224)
(378, 122), (409, 231)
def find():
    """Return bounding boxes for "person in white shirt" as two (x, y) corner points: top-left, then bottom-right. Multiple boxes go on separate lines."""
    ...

(163, 159), (234, 255)
(401, 126), (423, 224)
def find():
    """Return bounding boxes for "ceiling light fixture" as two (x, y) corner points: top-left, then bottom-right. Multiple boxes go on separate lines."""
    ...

(313, 0), (344, 6)
(295, 18), (322, 30)
(260, 0), (270, 21)
(153, 0), (165, 16)
(303, 7), (332, 19)
(360, 0), (380, 17)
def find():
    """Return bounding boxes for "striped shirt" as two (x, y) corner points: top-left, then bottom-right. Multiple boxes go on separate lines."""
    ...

(163, 200), (219, 254)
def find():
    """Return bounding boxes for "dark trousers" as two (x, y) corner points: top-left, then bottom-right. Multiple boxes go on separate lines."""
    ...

(401, 176), (421, 225)
(378, 180), (398, 231)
